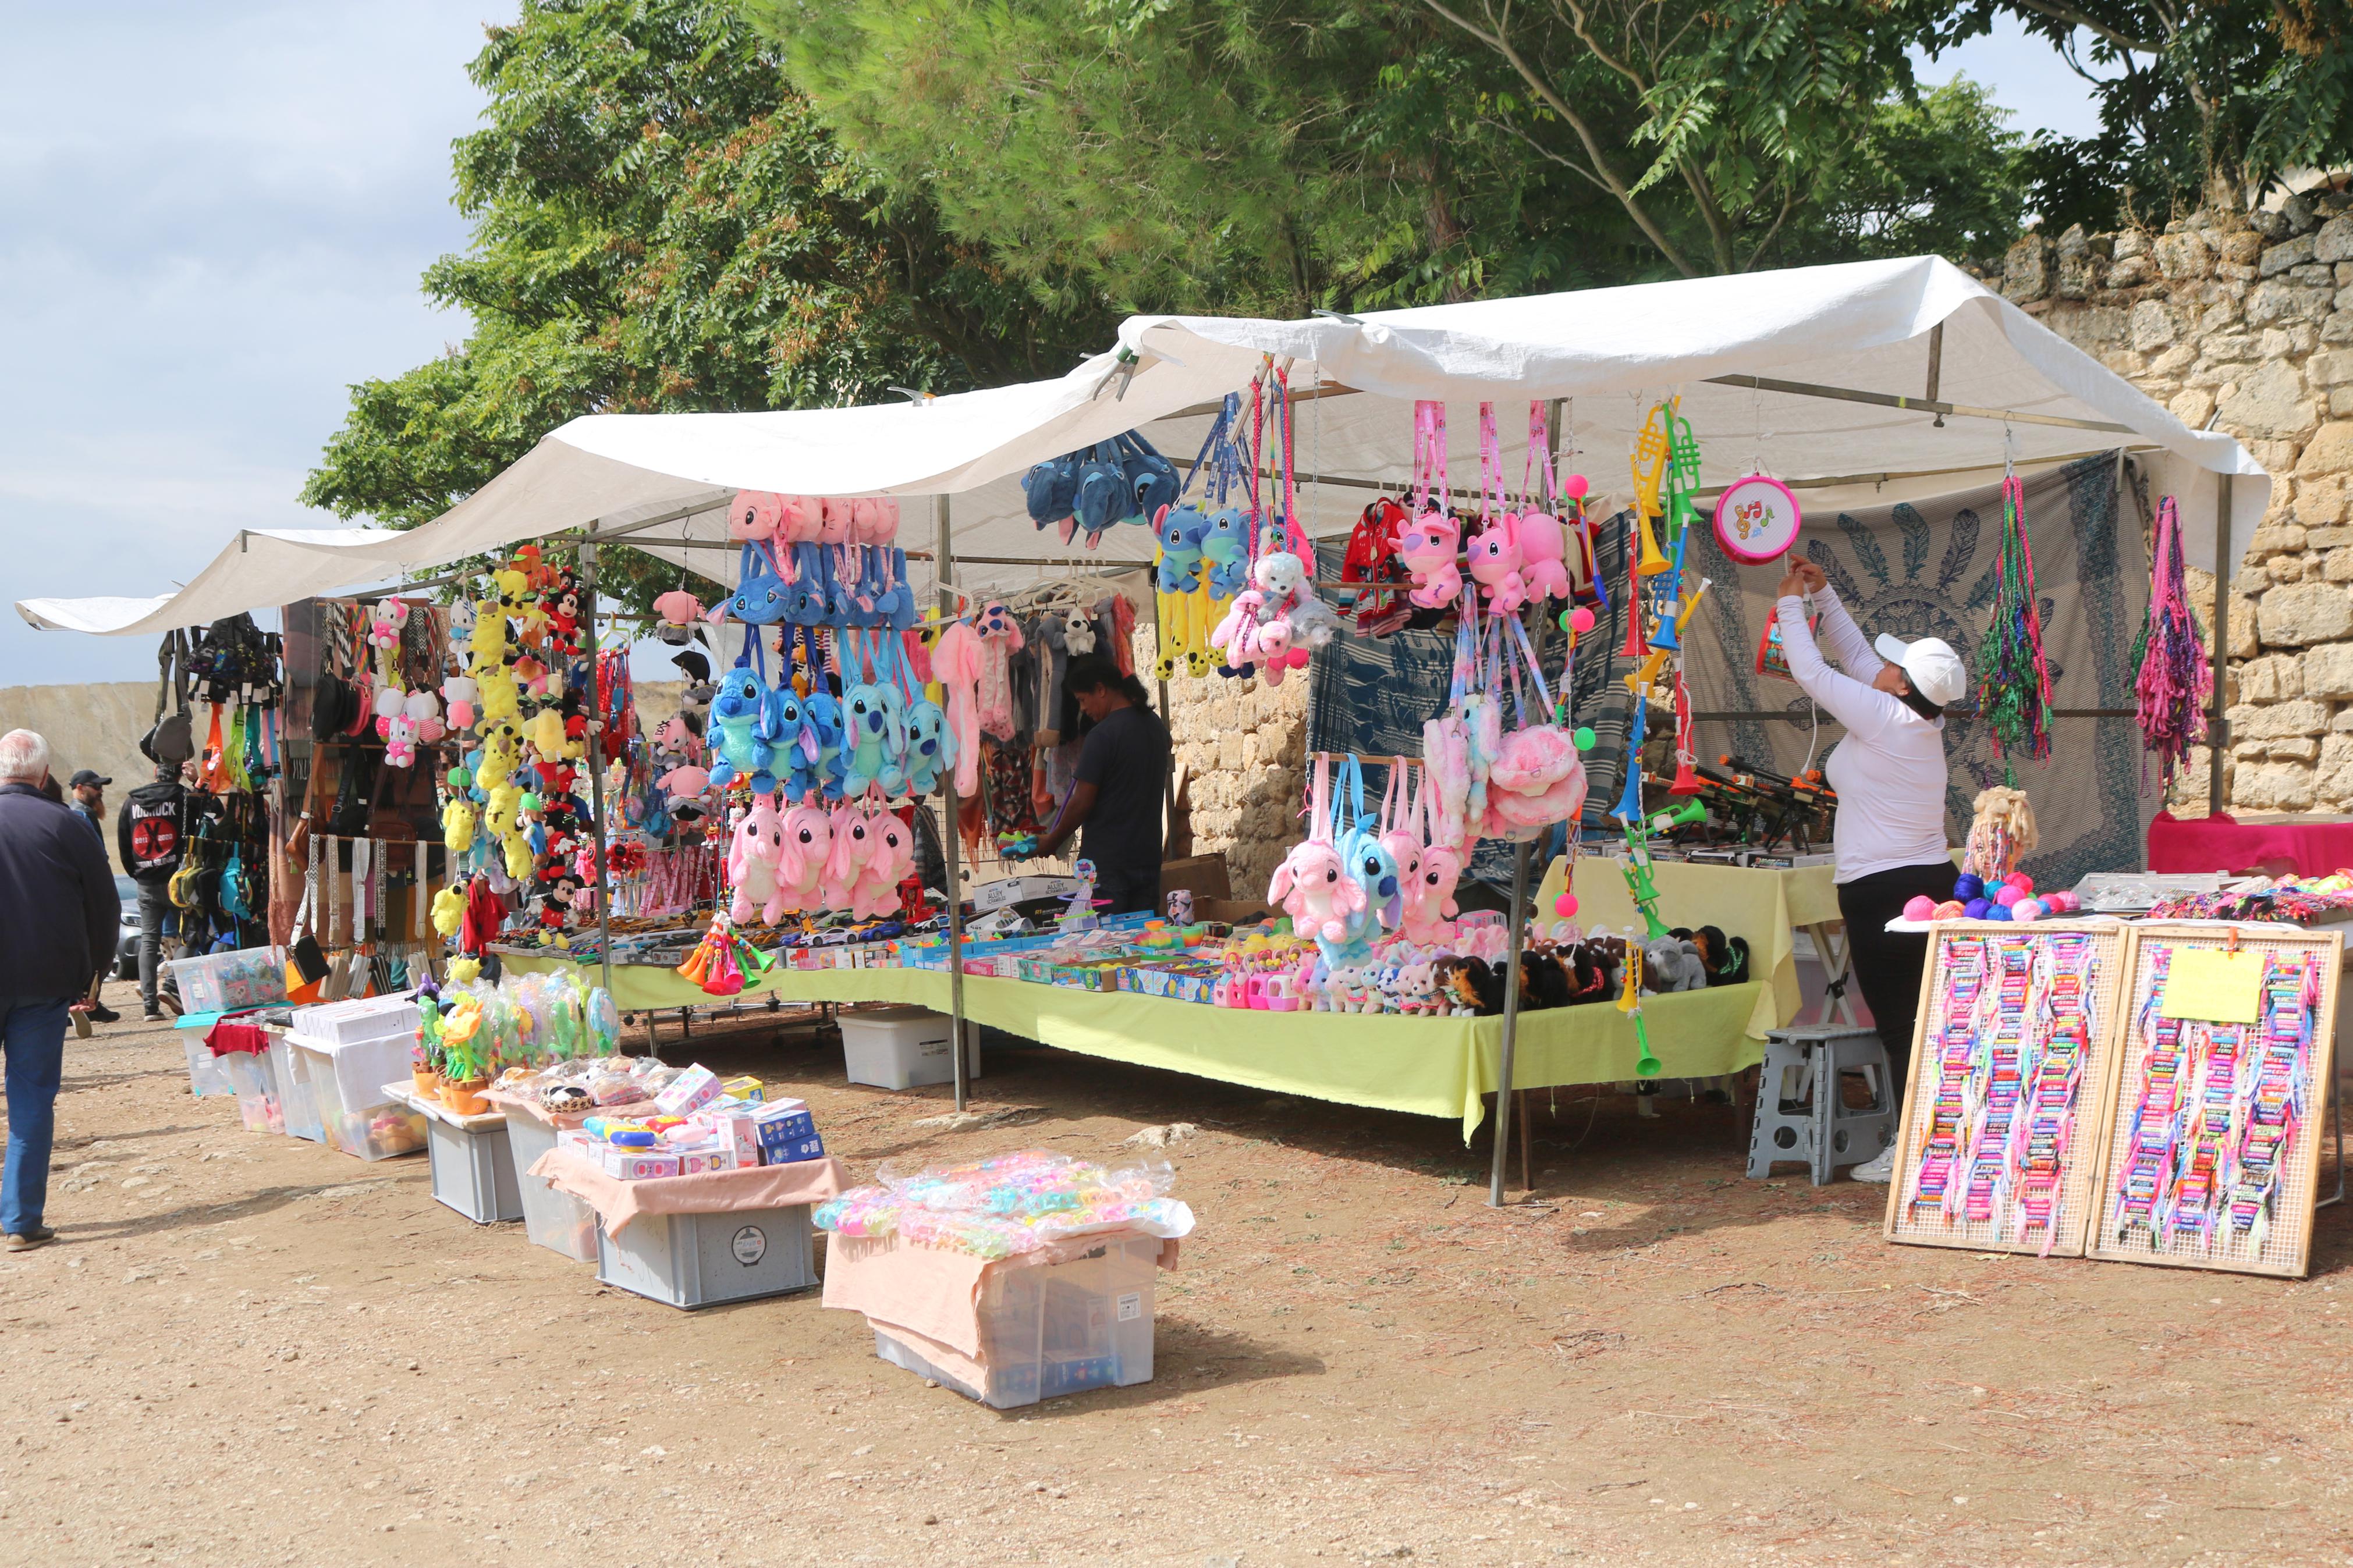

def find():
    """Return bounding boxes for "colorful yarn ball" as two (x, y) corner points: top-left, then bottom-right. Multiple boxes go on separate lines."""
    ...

(1902, 895), (1936, 921)
(1932, 900), (1967, 919)
(1983, 902), (2013, 921)
(1992, 884), (2023, 908)
(1953, 874), (1985, 901)
(2045, 890), (2079, 912)
(2013, 898), (2046, 922)
(2007, 873), (2034, 894)
(1963, 898), (1992, 919)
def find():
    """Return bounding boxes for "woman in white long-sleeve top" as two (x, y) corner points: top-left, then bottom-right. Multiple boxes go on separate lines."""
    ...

(1773, 559), (1968, 1181)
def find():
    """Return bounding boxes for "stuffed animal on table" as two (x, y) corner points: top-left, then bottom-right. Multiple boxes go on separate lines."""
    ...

(1267, 841), (1364, 944)
(727, 794), (789, 925)
(706, 668), (775, 792)
(1642, 935), (1708, 993)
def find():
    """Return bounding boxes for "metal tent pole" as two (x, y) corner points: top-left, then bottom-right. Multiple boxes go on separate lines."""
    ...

(1488, 838), (1531, 1206)
(937, 492), (969, 1111)
(577, 541), (616, 1005)
(2210, 471), (2234, 817)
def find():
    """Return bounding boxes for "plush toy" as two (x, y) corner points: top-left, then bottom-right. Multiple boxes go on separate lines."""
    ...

(1061, 604), (1098, 656)
(1267, 841), (1364, 944)
(1401, 840), (1463, 944)
(707, 668), (775, 792)
(1201, 508), (1250, 596)
(727, 794), (789, 925)
(441, 797), (477, 856)
(1154, 503), (1210, 593)
(1643, 936), (1709, 993)
(1465, 515), (1529, 614)
(818, 801), (866, 911)
(761, 688), (821, 801)
(840, 682), (900, 797)
(1253, 551), (1346, 649)
(475, 720), (520, 794)
(902, 696), (954, 796)
(729, 490), (783, 541)
(1516, 507), (1571, 601)
(430, 885), (466, 938)
(801, 690), (847, 798)
(847, 809), (914, 919)
(775, 795), (835, 913)
(930, 621), (985, 797)
(1399, 509), (1463, 609)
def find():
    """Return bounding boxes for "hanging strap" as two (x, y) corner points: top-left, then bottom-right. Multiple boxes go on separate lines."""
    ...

(1478, 401), (1506, 525)
(1503, 611), (1557, 713)
(1523, 400), (1559, 511)
(1335, 752), (1367, 838)
(1176, 399), (1232, 504)
(1310, 751), (1332, 844)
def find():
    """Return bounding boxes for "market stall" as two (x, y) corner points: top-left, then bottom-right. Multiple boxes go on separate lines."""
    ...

(19, 255), (2275, 1209)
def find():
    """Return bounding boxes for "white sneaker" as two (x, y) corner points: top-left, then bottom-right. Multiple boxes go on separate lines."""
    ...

(1847, 1145), (1896, 1183)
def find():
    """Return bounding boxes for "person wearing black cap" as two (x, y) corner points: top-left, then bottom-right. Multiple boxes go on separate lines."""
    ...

(67, 769), (109, 846)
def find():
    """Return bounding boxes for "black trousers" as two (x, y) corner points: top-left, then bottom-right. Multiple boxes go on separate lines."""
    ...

(1095, 867), (1163, 918)
(1834, 860), (1957, 1104)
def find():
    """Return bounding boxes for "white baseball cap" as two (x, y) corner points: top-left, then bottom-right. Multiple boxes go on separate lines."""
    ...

(1872, 632), (1968, 709)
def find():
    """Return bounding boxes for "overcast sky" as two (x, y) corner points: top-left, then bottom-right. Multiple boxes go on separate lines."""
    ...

(0, 8), (2104, 689)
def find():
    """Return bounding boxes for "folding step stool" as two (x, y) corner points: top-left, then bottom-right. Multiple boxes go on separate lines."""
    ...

(1746, 1025), (1897, 1185)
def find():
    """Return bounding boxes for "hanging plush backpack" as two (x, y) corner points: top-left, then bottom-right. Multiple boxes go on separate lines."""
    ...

(1073, 443), (1128, 542)
(1022, 451), (1081, 528)
(1118, 432), (1179, 522)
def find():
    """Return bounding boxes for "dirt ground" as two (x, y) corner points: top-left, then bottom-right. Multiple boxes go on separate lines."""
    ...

(6, 983), (2353, 1567)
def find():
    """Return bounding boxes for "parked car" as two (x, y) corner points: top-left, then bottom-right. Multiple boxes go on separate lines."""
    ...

(115, 874), (141, 980)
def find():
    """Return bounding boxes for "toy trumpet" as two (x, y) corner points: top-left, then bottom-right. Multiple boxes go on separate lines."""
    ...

(1646, 798), (1706, 833)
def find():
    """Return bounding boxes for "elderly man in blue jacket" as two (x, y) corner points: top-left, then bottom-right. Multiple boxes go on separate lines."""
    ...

(0, 729), (119, 1251)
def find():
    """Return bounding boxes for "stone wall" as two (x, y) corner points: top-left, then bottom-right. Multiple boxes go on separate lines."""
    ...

(0, 682), (164, 872)
(2000, 187), (2353, 816)
(1135, 624), (1309, 898)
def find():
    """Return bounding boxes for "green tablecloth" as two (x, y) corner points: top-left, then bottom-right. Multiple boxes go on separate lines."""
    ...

(1534, 854), (1841, 1043)
(501, 951), (1765, 1142)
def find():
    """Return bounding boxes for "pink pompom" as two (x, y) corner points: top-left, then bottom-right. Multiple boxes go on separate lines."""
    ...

(1554, 893), (1579, 918)
(2013, 898), (2046, 922)
(1932, 900), (1967, 919)
(1567, 606), (1596, 635)
(1563, 474), (1590, 500)
(1902, 895), (1936, 921)
(1992, 884), (2023, 908)
(2007, 873), (2034, 894)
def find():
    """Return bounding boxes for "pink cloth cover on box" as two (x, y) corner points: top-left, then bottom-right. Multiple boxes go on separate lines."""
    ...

(2147, 809), (2353, 878)
(530, 1147), (849, 1239)
(486, 1087), (654, 1132)
(821, 1229), (1180, 1363)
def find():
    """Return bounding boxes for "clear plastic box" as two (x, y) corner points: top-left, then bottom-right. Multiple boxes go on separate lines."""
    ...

(287, 1040), (424, 1161)
(872, 1235), (1159, 1408)
(268, 1036), (325, 1143)
(216, 1050), (283, 1136)
(162, 946), (285, 1015)
(505, 1111), (598, 1263)
(181, 1035), (235, 1098)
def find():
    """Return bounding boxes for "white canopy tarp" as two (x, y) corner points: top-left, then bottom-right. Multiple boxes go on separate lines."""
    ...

(18, 255), (2270, 637)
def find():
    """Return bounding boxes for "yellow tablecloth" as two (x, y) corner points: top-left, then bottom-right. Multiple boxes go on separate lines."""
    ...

(1533, 855), (1840, 1043)
(500, 951), (1765, 1142)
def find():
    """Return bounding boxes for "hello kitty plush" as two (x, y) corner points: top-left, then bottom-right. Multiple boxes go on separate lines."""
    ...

(1267, 841), (1364, 943)
(442, 674), (479, 733)
(728, 794), (788, 925)
(1466, 515), (1528, 614)
(1399, 510), (1462, 609)
(403, 688), (445, 745)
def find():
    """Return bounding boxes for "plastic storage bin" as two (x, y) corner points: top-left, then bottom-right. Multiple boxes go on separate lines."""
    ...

(872, 1235), (1159, 1409)
(289, 993), (418, 1045)
(505, 1111), (598, 1263)
(287, 1039), (424, 1161)
(215, 1049), (283, 1136)
(164, 946), (285, 1015)
(268, 1036), (324, 1143)
(182, 1035), (235, 1098)
(595, 1205), (818, 1309)
(837, 1006), (982, 1091)
(425, 1111), (523, 1224)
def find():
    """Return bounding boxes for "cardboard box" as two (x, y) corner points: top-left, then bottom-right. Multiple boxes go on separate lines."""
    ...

(602, 1147), (682, 1181)
(1158, 854), (1231, 904)
(719, 1076), (764, 1104)
(709, 1107), (761, 1168)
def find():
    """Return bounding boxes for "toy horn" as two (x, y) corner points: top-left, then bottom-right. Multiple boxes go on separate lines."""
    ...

(1668, 757), (1703, 796)
(1646, 798), (1706, 833)
(1632, 506), (1671, 578)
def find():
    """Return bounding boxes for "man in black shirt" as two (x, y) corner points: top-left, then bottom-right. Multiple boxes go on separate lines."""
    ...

(1024, 656), (1171, 916)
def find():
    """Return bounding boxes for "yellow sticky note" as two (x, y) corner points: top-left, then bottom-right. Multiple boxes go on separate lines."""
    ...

(2160, 947), (2263, 1023)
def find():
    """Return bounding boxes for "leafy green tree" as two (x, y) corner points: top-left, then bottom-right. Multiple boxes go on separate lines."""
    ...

(305, 0), (1112, 609)
(1920, 1), (2353, 220)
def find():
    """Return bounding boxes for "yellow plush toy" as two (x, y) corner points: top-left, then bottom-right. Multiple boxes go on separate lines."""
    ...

(441, 798), (476, 856)
(475, 721), (519, 794)
(430, 885), (466, 937)
(446, 955), (482, 987)
(477, 661), (521, 724)
(529, 706), (566, 759)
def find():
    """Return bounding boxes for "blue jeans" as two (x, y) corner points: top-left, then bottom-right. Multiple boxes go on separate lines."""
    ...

(1, 997), (69, 1235)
